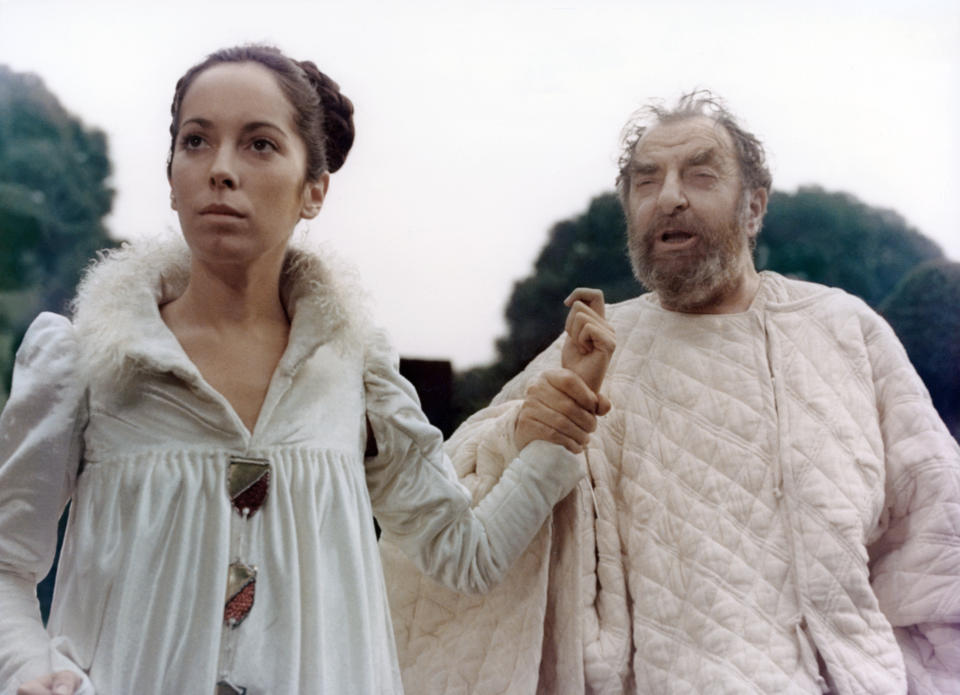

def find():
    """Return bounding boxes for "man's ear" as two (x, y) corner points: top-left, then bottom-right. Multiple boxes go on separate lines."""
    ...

(301, 172), (331, 220)
(744, 187), (768, 238)
(170, 189), (178, 211)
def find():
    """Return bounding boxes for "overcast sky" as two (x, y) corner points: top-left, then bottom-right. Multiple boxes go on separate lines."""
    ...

(1, 0), (957, 368)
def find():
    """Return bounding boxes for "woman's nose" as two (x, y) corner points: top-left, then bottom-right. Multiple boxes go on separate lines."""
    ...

(209, 150), (238, 190)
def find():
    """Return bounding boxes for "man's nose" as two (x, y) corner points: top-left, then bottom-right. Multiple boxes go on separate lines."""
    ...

(656, 172), (687, 215)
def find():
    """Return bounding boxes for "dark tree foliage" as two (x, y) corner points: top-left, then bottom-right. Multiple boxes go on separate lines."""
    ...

(880, 260), (960, 437)
(756, 186), (942, 308)
(451, 186), (952, 431)
(0, 65), (115, 315)
(0, 66), (116, 619)
(0, 65), (116, 390)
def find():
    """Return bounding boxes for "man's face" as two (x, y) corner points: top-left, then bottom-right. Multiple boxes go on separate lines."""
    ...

(624, 116), (764, 312)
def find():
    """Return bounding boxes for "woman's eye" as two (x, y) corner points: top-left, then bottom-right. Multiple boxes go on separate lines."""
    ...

(251, 138), (276, 153)
(183, 134), (204, 149)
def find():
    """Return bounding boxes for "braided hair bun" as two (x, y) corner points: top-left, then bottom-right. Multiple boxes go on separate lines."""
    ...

(297, 60), (355, 174)
(167, 45), (356, 181)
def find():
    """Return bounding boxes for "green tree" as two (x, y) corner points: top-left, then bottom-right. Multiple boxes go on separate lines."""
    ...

(756, 186), (942, 308)
(452, 187), (951, 430)
(0, 65), (115, 395)
(880, 260), (960, 437)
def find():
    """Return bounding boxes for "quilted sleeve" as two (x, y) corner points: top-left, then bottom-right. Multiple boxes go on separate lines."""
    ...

(363, 328), (582, 595)
(864, 310), (960, 694)
(0, 313), (94, 694)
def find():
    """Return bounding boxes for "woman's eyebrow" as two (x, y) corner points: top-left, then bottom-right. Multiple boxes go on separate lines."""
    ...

(240, 121), (287, 137)
(179, 118), (287, 137)
(180, 117), (214, 129)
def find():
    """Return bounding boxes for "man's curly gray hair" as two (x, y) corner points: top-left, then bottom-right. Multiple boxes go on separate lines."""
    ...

(615, 90), (772, 210)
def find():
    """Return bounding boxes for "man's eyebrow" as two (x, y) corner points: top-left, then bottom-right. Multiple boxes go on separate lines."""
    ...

(630, 161), (660, 176)
(686, 148), (718, 167)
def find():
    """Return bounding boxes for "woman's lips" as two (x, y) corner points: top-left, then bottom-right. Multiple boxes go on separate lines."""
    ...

(200, 204), (245, 217)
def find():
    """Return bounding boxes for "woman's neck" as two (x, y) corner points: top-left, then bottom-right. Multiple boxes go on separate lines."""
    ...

(166, 253), (289, 329)
(158, 250), (293, 433)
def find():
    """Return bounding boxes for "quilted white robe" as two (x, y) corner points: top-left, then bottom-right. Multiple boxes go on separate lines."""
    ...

(381, 272), (960, 695)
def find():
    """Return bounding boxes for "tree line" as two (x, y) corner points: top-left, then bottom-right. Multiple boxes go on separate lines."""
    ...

(2, 64), (957, 443)
(0, 65), (115, 395)
(451, 189), (959, 438)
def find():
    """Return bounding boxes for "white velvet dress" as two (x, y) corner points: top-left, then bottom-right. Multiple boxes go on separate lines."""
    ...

(0, 241), (583, 695)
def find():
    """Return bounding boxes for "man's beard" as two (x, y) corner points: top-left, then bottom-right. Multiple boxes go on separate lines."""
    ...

(627, 202), (751, 312)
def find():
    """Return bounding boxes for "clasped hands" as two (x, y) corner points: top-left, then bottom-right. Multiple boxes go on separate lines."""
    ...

(514, 288), (615, 454)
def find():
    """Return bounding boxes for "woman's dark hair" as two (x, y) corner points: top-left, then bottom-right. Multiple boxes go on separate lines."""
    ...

(166, 45), (355, 181)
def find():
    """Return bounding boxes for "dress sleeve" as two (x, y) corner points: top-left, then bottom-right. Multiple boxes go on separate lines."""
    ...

(363, 328), (583, 595)
(863, 311), (960, 694)
(0, 313), (93, 693)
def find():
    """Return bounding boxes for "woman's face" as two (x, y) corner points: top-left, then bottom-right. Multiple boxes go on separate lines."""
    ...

(169, 62), (328, 267)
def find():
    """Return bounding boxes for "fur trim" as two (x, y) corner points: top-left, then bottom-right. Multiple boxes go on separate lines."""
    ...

(71, 235), (370, 386)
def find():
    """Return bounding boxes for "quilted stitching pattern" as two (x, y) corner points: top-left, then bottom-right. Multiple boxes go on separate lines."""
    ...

(381, 273), (960, 695)
(602, 298), (817, 694)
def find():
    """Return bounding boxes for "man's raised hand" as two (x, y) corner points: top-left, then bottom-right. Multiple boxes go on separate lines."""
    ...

(514, 288), (615, 453)
(561, 288), (615, 396)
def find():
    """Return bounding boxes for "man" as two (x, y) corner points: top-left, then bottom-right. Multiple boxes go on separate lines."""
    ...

(380, 92), (960, 694)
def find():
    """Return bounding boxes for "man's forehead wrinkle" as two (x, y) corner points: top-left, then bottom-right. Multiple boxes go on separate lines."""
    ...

(631, 120), (737, 177)
(636, 116), (734, 154)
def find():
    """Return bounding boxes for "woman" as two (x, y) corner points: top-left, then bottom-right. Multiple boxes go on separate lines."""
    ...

(0, 46), (613, 695)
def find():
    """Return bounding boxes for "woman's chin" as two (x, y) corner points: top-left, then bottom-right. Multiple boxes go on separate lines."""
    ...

(182, 232), (288, 269)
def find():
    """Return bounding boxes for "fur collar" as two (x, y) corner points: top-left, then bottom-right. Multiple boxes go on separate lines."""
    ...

(71, 236), (369, 387)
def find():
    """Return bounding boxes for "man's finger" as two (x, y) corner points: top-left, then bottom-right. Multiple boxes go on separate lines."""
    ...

(564, 287), (605, 318)
(564, 299), (608, 338)
(567, 312), (615, 354)
(578, 322), (616, 354)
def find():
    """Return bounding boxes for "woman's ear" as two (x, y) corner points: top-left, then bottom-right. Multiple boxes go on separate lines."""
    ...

(301, 172), (331, 220)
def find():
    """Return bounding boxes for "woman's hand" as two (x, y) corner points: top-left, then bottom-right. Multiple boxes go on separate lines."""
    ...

(560, 288), (615, 394)
(17, 671), (83, 695)
(514, 368), (606, 454)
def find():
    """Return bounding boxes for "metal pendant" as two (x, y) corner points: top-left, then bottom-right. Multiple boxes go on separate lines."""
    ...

(215, 680), (247, 695)
(227, 456), (270, 516)
(224, 561), (257, 628)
